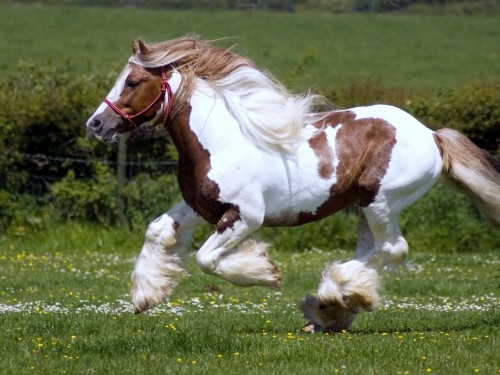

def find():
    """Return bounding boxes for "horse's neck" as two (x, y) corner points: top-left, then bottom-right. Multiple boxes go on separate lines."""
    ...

(167, 106), (197, 155)
(167, 88), (248, 211)
(169, 87), (244, 156)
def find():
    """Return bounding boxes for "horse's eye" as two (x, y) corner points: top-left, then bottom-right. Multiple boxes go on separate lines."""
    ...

(126, 80), (140, 89)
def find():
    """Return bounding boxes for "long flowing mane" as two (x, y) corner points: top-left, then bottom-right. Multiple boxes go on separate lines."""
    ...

(129, 36), (325, 153)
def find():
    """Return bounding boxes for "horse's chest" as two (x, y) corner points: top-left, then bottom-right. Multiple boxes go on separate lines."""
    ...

(177, 161), (226, 225)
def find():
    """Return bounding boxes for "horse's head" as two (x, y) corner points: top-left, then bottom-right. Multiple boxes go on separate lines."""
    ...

(86, 41), (181, 143)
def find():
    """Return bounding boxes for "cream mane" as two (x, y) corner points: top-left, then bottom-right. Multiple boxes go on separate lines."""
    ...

(129, 36), (325, 154)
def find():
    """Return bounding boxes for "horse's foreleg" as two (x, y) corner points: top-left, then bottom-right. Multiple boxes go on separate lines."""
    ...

(195, 213), (282, 290)
(131, 201), (204, 314)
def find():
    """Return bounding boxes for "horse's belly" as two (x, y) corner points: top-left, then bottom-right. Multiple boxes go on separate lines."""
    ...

(262, 181), (357, 227)
(261, 158), (348, 227)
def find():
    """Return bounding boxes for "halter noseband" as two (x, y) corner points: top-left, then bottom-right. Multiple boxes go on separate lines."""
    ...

(103, 66), (174, 130)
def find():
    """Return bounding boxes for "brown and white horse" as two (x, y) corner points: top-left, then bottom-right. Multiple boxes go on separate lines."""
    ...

(87, 36), (500, 332)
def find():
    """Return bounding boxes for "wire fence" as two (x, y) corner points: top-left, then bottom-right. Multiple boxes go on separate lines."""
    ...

(12, 152), (178, 195)
(20, 152), (177, 167)
(6, 149), (500, 196)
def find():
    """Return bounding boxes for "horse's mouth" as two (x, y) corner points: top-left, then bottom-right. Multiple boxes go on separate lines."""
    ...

(88, 127), (120, 143)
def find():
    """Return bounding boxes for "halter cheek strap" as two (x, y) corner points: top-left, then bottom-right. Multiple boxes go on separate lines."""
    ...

(103, 66), (174, 130)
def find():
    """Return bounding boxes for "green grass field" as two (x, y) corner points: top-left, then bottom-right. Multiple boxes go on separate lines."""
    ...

(1, 4), (500, 90)
(0, 223), (499, 374)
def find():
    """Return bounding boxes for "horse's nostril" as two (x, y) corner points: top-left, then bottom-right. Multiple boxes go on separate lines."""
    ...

(89, 119), (102, 129)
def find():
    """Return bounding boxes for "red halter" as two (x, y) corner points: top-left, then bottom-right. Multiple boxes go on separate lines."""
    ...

(103, 66), (174, 130)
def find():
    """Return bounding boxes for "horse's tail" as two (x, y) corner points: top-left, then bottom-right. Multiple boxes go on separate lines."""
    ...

(433, 128), (500, 230)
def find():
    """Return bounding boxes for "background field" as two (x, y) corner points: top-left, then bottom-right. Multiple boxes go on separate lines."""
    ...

(1, 4), (500, 90)
(0, 3), (499, 374)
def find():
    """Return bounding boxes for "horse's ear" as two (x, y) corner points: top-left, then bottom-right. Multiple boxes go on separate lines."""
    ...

(137, 39), (150, 55)
(132, 40), (139, 55)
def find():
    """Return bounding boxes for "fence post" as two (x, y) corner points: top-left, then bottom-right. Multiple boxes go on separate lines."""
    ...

(116, 135), (127, 225)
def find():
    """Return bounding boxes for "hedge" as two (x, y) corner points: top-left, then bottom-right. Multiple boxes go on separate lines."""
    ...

(0, 66), (498, 230)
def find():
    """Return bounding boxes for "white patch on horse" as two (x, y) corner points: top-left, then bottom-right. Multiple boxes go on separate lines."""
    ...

(289, 124), (341, 216)
(91, 66), (131, 120)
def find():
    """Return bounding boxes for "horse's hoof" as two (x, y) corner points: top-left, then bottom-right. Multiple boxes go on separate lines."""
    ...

(134, 306), (144, 315)
(133, 300), (151, 314)
(299, 294), (357, 333)
(301, 321), (319, 333)
(268, 262), (283, 290)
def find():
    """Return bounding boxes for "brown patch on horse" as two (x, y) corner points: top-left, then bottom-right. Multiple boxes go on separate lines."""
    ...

(168, 104), (241, 232)
(309, 131), (335, 179)
(108, 64), (165, 132)
(296, 110), (396, 224)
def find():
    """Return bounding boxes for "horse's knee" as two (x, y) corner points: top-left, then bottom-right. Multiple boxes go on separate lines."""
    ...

(391, 236), (409, 264)
(196, 249), (218, 275)
(369, 236), (409, 270)
(145, 214), (177, 249)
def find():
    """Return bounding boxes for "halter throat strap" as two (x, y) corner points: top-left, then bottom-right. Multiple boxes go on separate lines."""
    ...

(103, 66), (174, 130)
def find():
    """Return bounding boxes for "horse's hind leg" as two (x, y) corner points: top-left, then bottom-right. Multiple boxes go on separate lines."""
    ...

(301, 208), (380, 332)
(131, 201), (205, 314)
(355, 207), (375, 260)
(360, 207), (409, 271)
(303, 205), (410, 332)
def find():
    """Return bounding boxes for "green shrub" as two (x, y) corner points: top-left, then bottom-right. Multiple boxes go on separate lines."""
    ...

(0, 189), (13, 232)
(0, 64), (497, 240)
(0, 190), (51, 235)
(321, 78), (418, 109)
(49, 167), (182, 228)
(401, 183), (500, 253)
(405, 0), (500, 15)
(122, 173), (182, 228)
(0, 63), (111, 193)
(50, 164), (118, 225)
(409, 79), (500, 152)
(259, 213), (358, 253)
